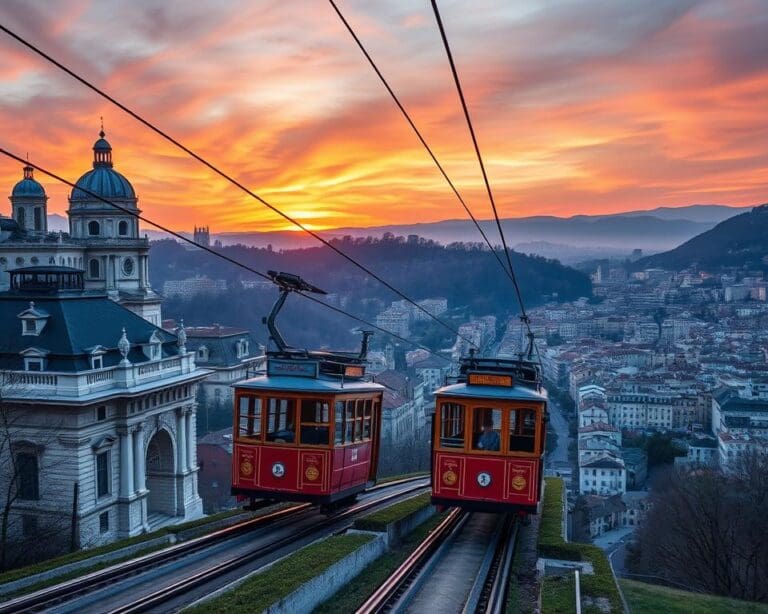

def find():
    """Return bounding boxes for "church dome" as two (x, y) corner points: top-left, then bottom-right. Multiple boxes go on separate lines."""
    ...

(69, 130), (137, 205)
(11, 165), (46, 198)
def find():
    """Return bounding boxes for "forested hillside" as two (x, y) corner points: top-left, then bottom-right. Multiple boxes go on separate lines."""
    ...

(635, 205), (768, 272)
(151, 235), (591, 350)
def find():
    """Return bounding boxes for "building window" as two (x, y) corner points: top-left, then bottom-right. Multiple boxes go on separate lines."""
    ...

(88, 221), (100, 236)
(17, 208), (25, 228)
(25, 358), (44, 372)
(16, 452), (39, 500)
(99, 511), (109, 534)
(118, 220), (128, 236)
(22, 515), (38, 537)
(197, 346), (209, 362)
(96, 451), (110, 498)
(89, 258), (100, 278)
(15, 257), (24, 266)
(122, 257), (134, 275)
(91, 355), (103, 370)
(97, 406), (107, 421)
(24, 320), (36, 334)
(31, 256), (39, 265)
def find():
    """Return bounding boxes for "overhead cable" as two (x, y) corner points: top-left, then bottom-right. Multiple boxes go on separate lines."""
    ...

(0, 147), (451, 362)
(0, 24), (476, 349)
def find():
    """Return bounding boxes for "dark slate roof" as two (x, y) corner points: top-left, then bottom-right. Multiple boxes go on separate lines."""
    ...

(183, 328), (259, 368)
(721, 397), (768, 414)
(582, 456), (625, 470)
(0, 293), (177, 372)
(581, 494), (626, 519)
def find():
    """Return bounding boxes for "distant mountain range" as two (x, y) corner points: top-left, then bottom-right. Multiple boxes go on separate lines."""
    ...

(47, 203), (752, 258)
(210, 204), (751, 254)
(635, 204), (768, 272)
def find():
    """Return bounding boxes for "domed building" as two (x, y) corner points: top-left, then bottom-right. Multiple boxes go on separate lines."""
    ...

(11, 163), (48, 234)
(0, 129), (161, 325)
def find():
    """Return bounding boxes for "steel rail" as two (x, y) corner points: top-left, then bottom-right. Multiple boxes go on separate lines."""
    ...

(107, 480), (429, 614)
(356, 508), (467, 614)
(473, 515), (518, 614)
(0, 476), (427, 613)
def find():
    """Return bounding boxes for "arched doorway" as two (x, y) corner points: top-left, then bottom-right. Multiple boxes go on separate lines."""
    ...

(145, 429), (176, 516)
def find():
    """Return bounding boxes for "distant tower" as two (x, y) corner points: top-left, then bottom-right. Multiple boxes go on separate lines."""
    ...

(194, 225), (210, 247)
(10, 162), (48, 234)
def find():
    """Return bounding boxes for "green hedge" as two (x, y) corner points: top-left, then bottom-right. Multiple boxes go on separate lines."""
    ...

(538, 477), (567, 553)
(354, 493), (431, 532)
(537, 478), (622, 612)
(188, 533), (373, 613)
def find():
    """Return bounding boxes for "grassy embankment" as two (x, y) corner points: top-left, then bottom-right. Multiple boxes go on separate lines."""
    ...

(538, 477), (622, 613)
(620, 579), (768, 614)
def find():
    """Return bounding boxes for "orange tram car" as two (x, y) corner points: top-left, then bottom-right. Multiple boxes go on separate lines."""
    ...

(431, 356), (548, 515)
(231, 271), (385, 508)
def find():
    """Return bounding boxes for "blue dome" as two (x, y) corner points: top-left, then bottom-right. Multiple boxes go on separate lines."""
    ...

(93, 137), (111, 152)
(70, 166), (136, 202)
(69, 130), (137, 205)
(11, 165), (46, 198)
(12, 177), (46, 198)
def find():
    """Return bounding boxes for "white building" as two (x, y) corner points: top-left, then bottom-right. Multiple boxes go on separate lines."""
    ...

(1, 131), (161, 325)
(0, 268), (206, 560)
(579, 454), (626, 496)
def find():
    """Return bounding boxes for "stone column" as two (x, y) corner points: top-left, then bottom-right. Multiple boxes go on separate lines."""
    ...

(176, 407), (188, 473)
(185, 408), (195, 471)
(138, 255), (146, 288)
(119, 426), (134, 498)
(133, 422), (146, 492)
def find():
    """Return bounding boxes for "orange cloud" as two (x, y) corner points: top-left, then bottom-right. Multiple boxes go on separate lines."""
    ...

(1, 0), (767, 236)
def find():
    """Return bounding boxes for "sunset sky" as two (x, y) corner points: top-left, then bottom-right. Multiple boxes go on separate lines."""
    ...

(1, 0), (767, 233)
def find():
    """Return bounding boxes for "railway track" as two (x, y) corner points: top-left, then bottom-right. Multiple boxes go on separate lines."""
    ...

(357, 511), (518, 614)
(0, 476), (428, 614)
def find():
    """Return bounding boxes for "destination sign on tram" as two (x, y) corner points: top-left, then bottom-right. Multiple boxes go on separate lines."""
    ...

(467, 373), (513, 387)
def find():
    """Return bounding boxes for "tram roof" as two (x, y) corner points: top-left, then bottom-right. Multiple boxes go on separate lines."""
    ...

(236, 374), (385, 394)
(435, 382), (547, 402)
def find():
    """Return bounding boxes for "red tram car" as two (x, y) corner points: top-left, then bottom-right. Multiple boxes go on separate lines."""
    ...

(231, 271), (385, 508)
(431, 357), (547, 514)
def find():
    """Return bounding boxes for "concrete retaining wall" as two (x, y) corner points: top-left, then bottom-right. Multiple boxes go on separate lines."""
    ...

(384, 503), (436, 547)
(264, 533), (387, 614)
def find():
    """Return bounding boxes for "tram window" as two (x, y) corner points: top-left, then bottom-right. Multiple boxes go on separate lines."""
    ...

(362, 399), (373, 439)
(238, 396), (262, 440)
(300, 399), (330, 446)
(345, 400), (355, 443)
(439, 402), (465, 448)
(335, 401), (344, 445)
(266, 398), (296, 444)
(472, 407), (502, 452)
(509, 408), (537, 452)
(354, 400), (364, 442)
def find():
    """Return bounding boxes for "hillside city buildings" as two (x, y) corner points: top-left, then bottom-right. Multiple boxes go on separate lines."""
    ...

(506, 262), (768, 538)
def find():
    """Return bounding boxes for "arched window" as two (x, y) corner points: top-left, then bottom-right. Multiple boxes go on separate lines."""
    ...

(197, 346), (209, 362)
(118, 220), (128, 236)
(17, 207), (25, 228)
(88, 221), (100, 236)
(89, 258), (100, 278)
(34, 207), (42, 231)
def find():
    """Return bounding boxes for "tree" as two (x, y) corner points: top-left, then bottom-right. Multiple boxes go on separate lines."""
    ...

(630, 458), (768, 602)
(0, 379), (69, 570)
